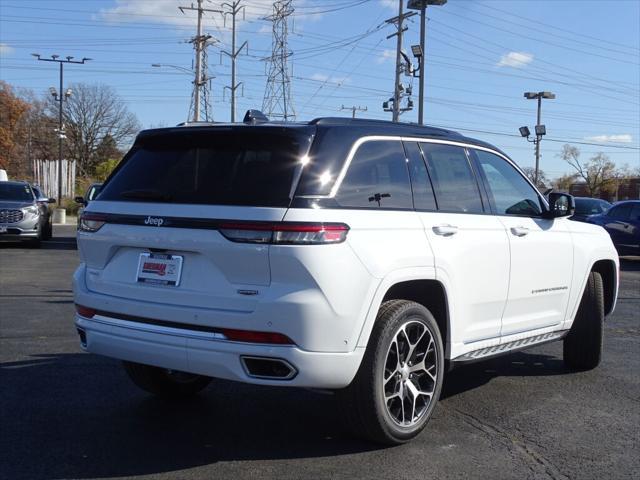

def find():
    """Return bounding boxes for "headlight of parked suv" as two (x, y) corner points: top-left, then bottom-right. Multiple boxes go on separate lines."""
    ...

(22, 205), (40, 218)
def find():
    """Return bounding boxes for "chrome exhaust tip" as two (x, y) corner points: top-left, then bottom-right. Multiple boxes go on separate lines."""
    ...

(240, 356), (297, 380)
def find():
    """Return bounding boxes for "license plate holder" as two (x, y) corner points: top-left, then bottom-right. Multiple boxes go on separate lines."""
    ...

(136, 252), (183, 286)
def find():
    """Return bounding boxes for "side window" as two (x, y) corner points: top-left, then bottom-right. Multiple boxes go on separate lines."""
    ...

(336, 140), (412, 209)
(420, 143), (484, 214)
(473, 149), (542, 216)
(630, 204), (640, 221)
(403, 142), (437, 210)
(609, 204), (632, 220)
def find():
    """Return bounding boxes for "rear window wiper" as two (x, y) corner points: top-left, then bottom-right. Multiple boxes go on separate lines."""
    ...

(119, 189), (173, 202)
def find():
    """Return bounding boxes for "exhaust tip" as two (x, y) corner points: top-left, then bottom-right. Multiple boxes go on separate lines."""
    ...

(77, 328), (87, 348)
(241, 356), (297, 380)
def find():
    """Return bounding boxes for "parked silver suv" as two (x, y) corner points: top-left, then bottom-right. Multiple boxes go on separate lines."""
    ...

(0, 181), (54, 247)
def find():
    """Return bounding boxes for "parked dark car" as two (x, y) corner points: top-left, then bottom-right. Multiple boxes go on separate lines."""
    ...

(571, 197), (611, 222)
(586, 200), (640, 256)
(75, 183), (102, 228)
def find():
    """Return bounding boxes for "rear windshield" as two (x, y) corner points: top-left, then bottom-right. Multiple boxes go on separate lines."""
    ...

(99, 130), (311, 207)
(0, 183), (34, 202)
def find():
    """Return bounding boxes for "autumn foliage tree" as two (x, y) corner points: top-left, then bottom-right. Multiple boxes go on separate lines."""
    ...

(0, 81), (30, 176)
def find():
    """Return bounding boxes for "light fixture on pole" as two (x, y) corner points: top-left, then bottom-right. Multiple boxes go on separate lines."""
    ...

(407, 0), (447, 126)
(521, 91), (556, 187)
(32, 53), (91, 203)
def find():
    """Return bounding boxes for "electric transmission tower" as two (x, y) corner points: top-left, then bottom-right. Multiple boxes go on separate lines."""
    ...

(262, 0), (295, 121)
(180, 0), (218, 122)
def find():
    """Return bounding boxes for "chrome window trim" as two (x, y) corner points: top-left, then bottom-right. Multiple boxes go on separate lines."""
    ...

(320, 135), (548, 210)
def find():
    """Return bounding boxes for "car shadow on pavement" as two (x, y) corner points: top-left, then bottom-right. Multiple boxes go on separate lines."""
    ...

(0, 235), (76, 251)
(1, 348), (576, 480)
(441, 351), (569, 400)
(0, 353), (381, 480)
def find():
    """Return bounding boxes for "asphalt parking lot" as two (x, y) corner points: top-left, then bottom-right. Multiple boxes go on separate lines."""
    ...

(1, 224), (639, 480)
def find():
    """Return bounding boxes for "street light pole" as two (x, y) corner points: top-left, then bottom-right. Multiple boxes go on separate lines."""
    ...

(408, 0), (447, 125)
(32, 54), (90, 203)
(523, 91), (556, 186)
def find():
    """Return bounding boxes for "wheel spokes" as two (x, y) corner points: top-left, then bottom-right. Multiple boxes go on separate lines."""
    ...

(383, 320), (438, 427)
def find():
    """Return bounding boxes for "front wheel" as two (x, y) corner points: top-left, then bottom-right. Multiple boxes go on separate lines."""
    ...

(563, 271), (604, 371)
(338, 300), (444, 445)
(123, 361), (212, 399)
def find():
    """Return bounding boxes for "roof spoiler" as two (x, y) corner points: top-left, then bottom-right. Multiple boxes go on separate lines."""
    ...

(243, 109), (269, 125)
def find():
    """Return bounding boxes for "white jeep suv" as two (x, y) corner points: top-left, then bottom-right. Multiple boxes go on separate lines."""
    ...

(73, 113), (619, 444)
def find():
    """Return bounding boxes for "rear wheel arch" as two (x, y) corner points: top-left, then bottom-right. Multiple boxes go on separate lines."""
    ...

(590, 259), (617, 316)
(380, 280), (450, 359)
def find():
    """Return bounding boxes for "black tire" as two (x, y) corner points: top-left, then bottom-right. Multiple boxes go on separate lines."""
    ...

(43, 221), (53, 240)
(122, 361), (212, 399)
(338, 300), (444, 445)
(563, 271), (604, 371)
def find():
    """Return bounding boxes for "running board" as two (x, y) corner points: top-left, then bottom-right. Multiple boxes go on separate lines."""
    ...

(452, 330), (569, 363)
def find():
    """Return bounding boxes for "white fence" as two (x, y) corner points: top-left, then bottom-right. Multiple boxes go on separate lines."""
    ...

(33, 159), (76, 199)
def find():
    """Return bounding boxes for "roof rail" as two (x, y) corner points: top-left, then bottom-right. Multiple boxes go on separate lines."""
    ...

(243, 109), (269, 125)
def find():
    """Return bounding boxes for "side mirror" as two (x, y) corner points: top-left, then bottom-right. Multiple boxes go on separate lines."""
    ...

(74, 196), (86, 206)
(47, 198), (57, 204)
(544, 192), (575, 218)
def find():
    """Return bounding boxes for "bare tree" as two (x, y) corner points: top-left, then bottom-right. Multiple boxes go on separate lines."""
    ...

(552, 173), (579, 193)
(49, 83), (140, 176)
(521, 167), (549, 190)
(558, 144), (618, 197)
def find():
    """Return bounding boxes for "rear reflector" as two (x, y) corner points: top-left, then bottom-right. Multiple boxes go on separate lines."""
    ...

(219, 222), (349, 245)
(75, 304), (96, 318)
(220, 328), (294, 345)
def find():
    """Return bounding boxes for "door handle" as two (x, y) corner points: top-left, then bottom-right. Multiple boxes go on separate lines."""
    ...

(432, 224), (458, 236)
(510, 226), (529, 237)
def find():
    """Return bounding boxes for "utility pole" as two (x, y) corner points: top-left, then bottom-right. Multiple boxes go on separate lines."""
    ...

(263, 0), (296, 121)
(384, 1), (415, 122)
(408, 0), (447, 125)
(341, 105), (367, 118)
(218, 1), (248, 123)
(32, 54), (90, 203)
(519, 91), (556, 186)
(180, 0), (218, 122)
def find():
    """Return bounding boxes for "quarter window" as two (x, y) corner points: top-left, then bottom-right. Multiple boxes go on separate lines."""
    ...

(473, 149), (542, 216)
(420, 143), (484, 214)
(336, 140), (412, 209)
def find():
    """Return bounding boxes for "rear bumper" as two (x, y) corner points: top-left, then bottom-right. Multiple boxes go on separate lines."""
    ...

(75, 313), (364, 389)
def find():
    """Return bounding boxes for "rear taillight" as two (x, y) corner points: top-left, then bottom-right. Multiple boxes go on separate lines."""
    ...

(218, 222), (349, 245)
(75, 304), (96, 318)
(79, 212), (107, 232)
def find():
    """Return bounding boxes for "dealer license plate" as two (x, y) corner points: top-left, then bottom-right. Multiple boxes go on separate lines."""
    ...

(0, 226), (7, 234)
(136, 252), (183, 286)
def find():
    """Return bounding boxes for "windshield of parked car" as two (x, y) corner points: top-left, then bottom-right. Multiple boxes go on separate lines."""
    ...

(0, 183), (35, 202)
(99, 129), (311, 207)
(575, 198), (610, 215)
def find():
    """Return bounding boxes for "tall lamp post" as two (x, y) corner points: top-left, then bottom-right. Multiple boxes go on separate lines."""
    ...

(32, 54), (91, 203)
(407, 0), (447, 126)
(519, 91), (556, 186)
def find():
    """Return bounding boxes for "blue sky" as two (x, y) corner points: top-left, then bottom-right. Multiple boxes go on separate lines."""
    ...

(1, 0), (639, 179)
